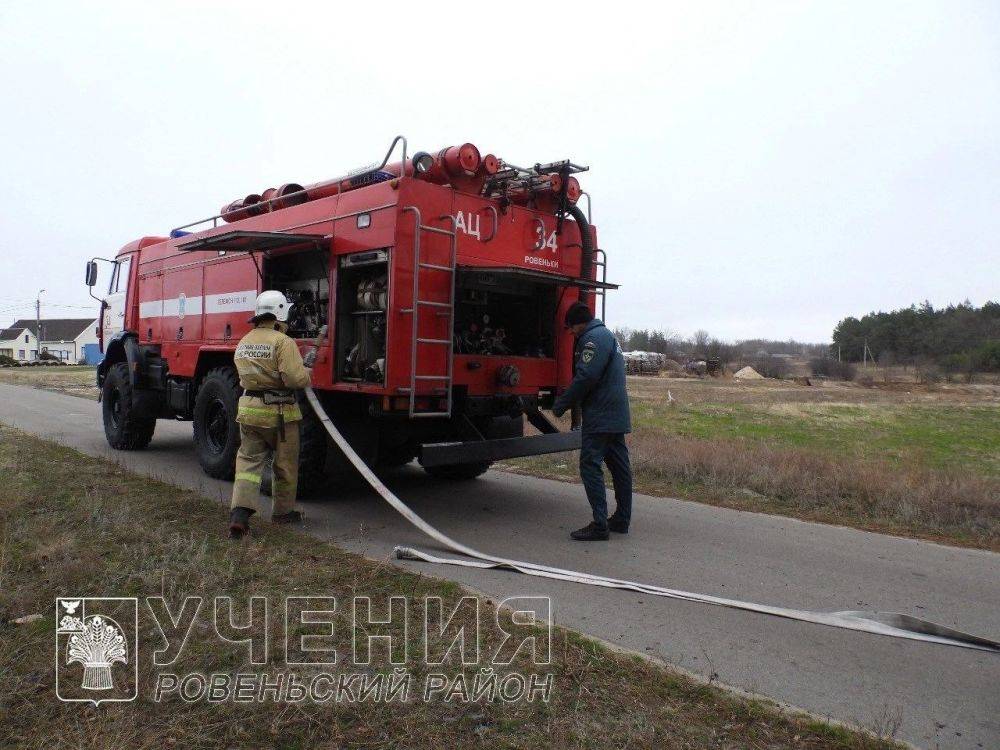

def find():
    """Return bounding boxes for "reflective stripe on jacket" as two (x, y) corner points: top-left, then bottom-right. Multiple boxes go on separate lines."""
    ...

(233, 321), (311, 428)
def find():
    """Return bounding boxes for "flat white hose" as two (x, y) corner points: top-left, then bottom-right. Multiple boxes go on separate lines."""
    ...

(305, 387), (999, 654)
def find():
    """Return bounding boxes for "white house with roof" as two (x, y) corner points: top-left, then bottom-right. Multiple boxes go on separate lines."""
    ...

(0, 326), (39, 362)
(8, 318), (99, 362)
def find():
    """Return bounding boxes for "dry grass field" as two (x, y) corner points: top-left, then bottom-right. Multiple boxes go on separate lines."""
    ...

(504, 376), (1000, 551)
(0, 426), (900, 749)
(0, 365), (97, 399)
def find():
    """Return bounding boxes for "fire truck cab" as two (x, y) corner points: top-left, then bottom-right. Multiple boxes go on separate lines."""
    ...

(85, 137), (614, 492)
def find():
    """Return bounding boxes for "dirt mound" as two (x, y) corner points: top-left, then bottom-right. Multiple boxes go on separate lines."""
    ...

(733, 366), (764, 380)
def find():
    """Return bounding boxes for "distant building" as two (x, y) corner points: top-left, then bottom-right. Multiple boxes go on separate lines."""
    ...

(8, 318), (98, 362)
(0, 326), (39, 361)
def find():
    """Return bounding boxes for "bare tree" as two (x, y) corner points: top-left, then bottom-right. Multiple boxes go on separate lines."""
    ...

(692, 329), (711, 355)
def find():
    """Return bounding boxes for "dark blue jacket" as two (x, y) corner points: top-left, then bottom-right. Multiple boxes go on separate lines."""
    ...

(553, 318), (631, 434)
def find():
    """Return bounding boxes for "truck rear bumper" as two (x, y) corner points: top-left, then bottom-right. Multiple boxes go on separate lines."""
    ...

(419, 430), (581, 467)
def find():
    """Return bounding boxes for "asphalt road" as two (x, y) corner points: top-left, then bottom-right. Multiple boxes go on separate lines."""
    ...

(2, 383), (998, 749)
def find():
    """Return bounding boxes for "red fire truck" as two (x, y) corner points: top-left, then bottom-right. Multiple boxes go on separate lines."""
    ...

(85, 137), (614, 492)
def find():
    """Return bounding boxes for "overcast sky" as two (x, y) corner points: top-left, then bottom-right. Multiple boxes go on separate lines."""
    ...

(1, 1), (996, 342)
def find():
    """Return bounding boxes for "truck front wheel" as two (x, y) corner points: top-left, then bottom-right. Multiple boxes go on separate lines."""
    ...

(102, 362), (156, 450)
(193, 366), (241, 479)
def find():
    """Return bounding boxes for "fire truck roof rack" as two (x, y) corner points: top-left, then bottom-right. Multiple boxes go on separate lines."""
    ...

(170, 136), (409, 235)
(501, 159), (589, 177)
(532, 160), (589, 176)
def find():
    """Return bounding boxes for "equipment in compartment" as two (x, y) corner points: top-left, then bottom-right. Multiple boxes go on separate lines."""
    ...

(286, 289), (323, 337)
(336, 250), (388, 383)
(455, 313), (511, 356)
(356, 276), (387, 311)
(453, 272), (556, 358)
(262, 248), (329, 339)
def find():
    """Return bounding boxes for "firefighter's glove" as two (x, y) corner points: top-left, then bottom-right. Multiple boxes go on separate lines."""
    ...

(303, 350), (317, 368)
(552, 404), (566, 418)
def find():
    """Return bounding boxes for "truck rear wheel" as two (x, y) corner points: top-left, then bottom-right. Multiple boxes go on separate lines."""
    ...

(193, 366), (241, 479)
(424, 461), (492, 480)
(102, 362), (156, 450)
(421, 415), (524, 481)
(296, 396), (328, 494)
(378, 444), (418, 468)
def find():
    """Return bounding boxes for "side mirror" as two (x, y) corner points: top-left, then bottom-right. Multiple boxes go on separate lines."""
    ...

(85, 261), (98, 287)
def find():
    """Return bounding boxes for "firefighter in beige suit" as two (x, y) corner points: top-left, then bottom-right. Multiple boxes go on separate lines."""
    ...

(228, 291), (313, 539)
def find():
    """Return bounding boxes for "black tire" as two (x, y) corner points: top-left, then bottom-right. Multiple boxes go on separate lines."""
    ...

(378, 442), (417, 469)
(421, 415), (524, 481)
(101, 362), (156, 450)
(261, 394), (328, 498)
(296, 395), (328, 495)
(424, 461), (492, 480)
(193, 366), (241, 479)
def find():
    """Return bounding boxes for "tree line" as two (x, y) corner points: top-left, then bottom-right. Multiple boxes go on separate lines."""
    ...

(609, 299), (1000, 379)
(611, 327), (827, 362)
(831, 300), (1000, 372)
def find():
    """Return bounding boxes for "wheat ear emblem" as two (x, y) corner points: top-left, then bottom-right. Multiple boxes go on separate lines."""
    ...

(65, 615), (128, 690)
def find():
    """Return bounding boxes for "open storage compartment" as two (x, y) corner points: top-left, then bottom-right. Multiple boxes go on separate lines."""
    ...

(261, 246), (329, 339)
(453, 269), (559, 358)
(336, 249), (389, 383)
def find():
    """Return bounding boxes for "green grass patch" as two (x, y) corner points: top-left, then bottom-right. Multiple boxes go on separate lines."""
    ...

(502, 424), (1000, 551)
(632, 401), (1000, 476)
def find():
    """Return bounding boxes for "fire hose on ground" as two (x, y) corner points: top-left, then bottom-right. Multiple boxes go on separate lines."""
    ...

(302, 387), (999, 654)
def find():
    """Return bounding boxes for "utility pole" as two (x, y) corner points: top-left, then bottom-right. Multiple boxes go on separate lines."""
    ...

(861, 339), (876, 370)
(35, 289), (45, 361)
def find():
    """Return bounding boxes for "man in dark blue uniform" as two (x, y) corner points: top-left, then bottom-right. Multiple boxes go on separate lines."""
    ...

(552, 302), (633, 541)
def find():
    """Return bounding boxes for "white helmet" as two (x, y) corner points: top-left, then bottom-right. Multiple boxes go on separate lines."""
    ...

(253, 290), (291, 322)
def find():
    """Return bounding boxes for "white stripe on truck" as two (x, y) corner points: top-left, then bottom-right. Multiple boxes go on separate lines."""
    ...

(204, 290), (257, 313)
(137, 290), (257, 319)
(138, 300), (162, 318)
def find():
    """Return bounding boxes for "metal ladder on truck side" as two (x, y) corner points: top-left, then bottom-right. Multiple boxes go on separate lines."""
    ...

(400, 206), (458, 418)
(578, 191), (609, 321)
(593, 248), (608, 320)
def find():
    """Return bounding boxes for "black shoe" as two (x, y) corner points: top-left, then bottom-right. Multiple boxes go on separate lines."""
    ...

(272, 510), (303, 525)
(228, 507), (254, 539)
(608, 515), (630, 534)
(570, 522), (610, 541)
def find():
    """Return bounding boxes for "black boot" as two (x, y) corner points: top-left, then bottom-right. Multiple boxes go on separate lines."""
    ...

(228, 507), (255, 539)
(607, 514), (630, 534)
(272, 510), (303, 525)
(570, 522), (610, 541)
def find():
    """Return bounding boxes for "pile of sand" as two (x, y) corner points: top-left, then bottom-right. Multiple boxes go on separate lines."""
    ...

(733, 366), (764, 380)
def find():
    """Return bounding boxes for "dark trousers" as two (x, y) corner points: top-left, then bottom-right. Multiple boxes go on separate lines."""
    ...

(579, 432), (632, 528)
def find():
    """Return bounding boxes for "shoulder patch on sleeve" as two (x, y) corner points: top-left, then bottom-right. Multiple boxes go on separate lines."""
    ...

(581, 349), (595, 363)
(583, 340), (597, 349)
